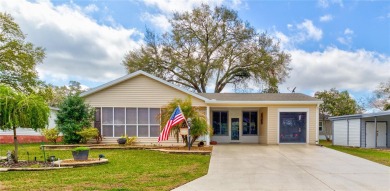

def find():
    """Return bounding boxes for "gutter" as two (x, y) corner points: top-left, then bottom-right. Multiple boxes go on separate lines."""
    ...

(204, 100), (323, 105)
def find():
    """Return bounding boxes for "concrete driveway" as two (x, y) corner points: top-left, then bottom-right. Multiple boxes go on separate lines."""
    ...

(173, 144), (390, 191)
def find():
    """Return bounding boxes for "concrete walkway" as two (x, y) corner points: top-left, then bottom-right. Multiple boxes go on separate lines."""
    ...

(173, 144), (390, 191)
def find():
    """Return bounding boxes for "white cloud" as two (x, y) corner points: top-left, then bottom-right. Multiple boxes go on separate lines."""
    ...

(320, 14), (333, 22)
(272, 20), (322, 49)
(84, 4), (99, 13)
(337, 28), (354, 46)
(142, 13), (171, 32)
(140, 0), (245, 31)
(317, 0), (343, 8)
(280, 48), (390, 93)
(142, 0), (224, 13)
(0, 0), (143, 84)
(344, 28), (354, 35)
(296, 20), (323, 41)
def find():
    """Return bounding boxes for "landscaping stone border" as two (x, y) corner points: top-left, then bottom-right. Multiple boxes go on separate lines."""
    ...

(0, 166), (73, 172)
(53, 158), (108, 167)
(151, 149), (211, 155)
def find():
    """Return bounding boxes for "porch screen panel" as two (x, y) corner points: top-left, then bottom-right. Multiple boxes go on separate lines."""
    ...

(138, 125), (148, 137)
(114, 125), (125, 137)
(150, 125), (160, 137)
(102, 125), (113, 137)
(114, 108), (125, 124)
(150, 108), (160, 124)
(126, 125), (137, 136)
(126, 108), (137, 124)
(102, 107), (113, 124)
(101, 107), (160, 138)
(138, 108), (148, 124)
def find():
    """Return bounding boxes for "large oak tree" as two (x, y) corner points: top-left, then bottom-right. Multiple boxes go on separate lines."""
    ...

(123, 5), (291, 93)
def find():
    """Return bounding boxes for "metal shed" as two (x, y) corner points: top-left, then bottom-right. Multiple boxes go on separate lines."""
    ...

(329, 111), (390, 148)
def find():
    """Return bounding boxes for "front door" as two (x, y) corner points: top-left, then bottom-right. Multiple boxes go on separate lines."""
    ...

(231, 118), (239, 140)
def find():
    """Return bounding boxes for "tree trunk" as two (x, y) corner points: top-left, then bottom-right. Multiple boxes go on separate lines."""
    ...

(13, 126), (18, 163)
(190, 135), (199, 146)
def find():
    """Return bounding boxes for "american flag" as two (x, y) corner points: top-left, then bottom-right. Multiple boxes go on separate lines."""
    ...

(158, 107), (185, 142)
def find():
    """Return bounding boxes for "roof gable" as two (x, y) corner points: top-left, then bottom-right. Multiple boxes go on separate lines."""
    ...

(80, 71), (208, 102)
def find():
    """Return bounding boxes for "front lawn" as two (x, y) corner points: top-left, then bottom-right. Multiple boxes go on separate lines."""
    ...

(319, 140), (390, 166)
(0, 143), (210, 191)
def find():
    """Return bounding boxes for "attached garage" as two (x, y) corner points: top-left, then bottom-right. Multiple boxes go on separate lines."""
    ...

(330, 111), (390, 148)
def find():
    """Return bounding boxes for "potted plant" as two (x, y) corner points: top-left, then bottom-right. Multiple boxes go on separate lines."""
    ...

(117, 135), (127, 144)
(72, 147), (90, 161)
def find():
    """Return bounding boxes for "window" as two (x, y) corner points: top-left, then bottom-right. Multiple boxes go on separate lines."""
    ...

(212, 111), (228, 135)
(319, 121), (323, 132)
(101, 107), (160, 137)
(279, 112), (306, 143)
(243, 111), (258, 135)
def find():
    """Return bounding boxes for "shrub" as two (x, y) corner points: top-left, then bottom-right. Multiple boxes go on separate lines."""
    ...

(72, 146), (90, 152)
(56, 95), (94, 144)
(126, 136), (137, 145)
(77, 127), (99, 144)
(41, 128), (60, 143)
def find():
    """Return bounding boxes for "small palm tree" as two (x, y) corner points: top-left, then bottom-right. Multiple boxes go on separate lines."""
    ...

(160, 97), (210, 146)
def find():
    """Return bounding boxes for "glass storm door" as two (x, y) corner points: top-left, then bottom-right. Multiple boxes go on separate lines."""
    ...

(279, 112), (307, 143)
(231, 118), (239, 140)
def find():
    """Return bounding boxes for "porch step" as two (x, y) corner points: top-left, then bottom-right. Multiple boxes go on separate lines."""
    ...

(97, 137), (200, 146)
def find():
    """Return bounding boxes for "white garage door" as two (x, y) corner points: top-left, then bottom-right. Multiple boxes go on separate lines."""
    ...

(348, 119), (361, 147)
(334, 120), (348, 146)
(366, 122), (387, 148)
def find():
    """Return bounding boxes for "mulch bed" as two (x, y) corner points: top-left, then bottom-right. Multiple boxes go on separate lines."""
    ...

(162, 146), (212, 151)
(0, 161), (50, 168)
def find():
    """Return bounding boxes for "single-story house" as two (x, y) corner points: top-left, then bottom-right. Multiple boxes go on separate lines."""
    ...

(329, 111), (390, 148)
(80, 71), (322, 145)
(0, 107), (59, 144)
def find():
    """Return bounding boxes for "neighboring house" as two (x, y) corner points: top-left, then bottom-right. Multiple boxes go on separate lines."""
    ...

(0, 107), (59, 144)
(80, 71), (322, 145)
(319, 114), (332, 140)
(329, 111), (390, 148)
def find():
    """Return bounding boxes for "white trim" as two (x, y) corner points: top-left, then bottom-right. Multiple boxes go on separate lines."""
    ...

(277, 108), (310, 144)
(205, 100), (322, 105)
(80, 70), (209, 102)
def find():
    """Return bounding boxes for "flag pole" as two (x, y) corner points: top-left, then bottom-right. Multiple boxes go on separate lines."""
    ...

(178, 105), (191, 151)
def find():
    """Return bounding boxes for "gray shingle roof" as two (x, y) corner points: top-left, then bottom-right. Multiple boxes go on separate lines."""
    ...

(198, 93), (320, 102)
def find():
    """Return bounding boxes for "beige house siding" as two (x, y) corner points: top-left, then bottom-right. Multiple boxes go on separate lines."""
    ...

(267, 105), (317, 145)
(259, 107), (268, 144)
(84, 75), (207, 107)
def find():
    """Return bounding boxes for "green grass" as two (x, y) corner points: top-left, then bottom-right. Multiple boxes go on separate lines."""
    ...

(0, 143), (210, 191)
(319, 140), (390, 166)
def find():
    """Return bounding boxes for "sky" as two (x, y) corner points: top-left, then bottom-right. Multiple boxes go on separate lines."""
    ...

(0, 0), (389, 101)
